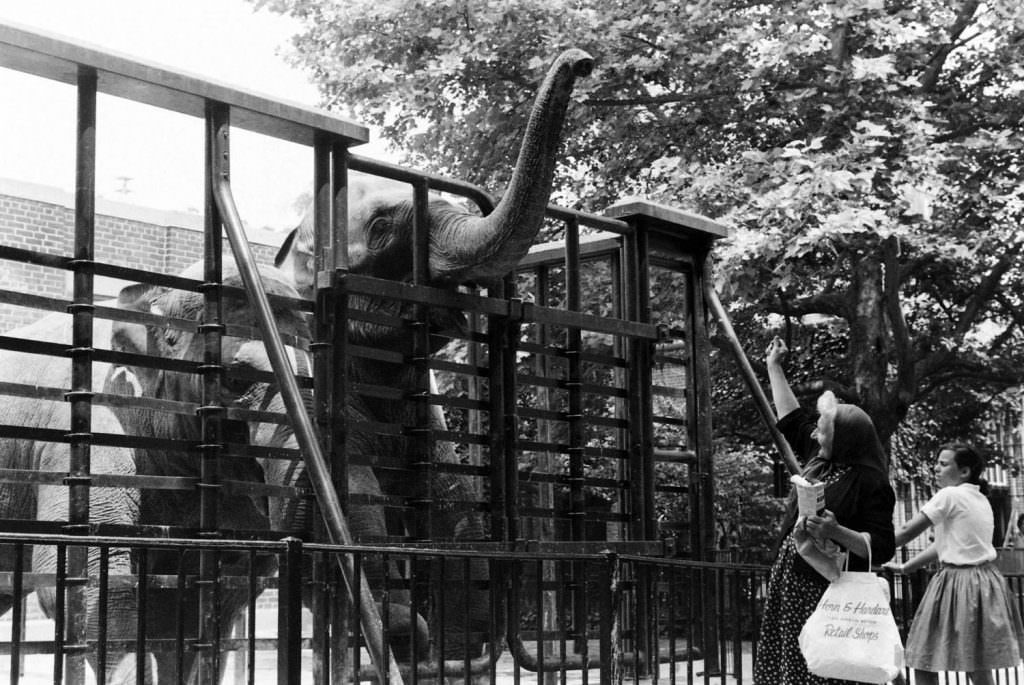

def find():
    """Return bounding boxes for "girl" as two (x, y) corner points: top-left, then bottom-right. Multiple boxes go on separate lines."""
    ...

(886, 444), (1024, 684)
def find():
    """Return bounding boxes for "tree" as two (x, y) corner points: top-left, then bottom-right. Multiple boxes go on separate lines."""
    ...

(253, 0), (1024, 477)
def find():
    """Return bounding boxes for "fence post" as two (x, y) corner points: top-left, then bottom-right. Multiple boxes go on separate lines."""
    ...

(599, 551), (622, 685)
(278, 537), (305, 685)
(64, 62), (99, 684)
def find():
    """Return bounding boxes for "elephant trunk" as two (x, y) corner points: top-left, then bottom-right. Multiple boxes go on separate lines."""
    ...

(437, 48), (593, 282)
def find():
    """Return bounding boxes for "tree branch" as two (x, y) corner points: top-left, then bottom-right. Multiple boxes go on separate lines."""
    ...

(955, 239), (1023, 336)
(766, 291), (849, 319)
(919, 0), (981, 93)
(884, 236), (916, 404)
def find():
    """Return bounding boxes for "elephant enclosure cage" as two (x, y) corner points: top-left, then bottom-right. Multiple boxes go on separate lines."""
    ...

(0, 22), (749, 685)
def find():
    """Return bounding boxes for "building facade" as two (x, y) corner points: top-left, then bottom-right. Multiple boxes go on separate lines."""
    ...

(0, 177), (282, 332)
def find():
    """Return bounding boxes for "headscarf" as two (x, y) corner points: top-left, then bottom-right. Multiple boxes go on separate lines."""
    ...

(782, 402), (889, 536)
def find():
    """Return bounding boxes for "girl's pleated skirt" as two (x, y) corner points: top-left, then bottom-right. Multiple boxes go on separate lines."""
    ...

(905, 562), (1024, 672)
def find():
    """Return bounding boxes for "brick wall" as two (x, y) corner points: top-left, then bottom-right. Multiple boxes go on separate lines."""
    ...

(0, 178), (283, 331)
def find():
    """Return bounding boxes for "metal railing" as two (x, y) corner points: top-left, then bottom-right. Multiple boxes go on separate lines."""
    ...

(0, 531), (770, 684)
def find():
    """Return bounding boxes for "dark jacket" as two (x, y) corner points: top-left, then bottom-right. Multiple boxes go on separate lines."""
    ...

(779, 407), (896, 571)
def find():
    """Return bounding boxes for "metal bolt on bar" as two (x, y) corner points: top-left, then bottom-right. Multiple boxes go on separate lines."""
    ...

(207, 103), (403, 685)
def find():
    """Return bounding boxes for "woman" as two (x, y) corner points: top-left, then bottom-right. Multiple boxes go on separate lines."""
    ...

(754, 337), (896, 684)
(883, 444), (1024, 685)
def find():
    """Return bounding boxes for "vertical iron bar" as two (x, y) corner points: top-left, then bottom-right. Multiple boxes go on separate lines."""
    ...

(54, 544), (67, 684)
(621, 223), (654, 675)
(598, 553), (618, 685)
(278, 538), (304, 685)
(564, 217), (584, 543)
(689, 251), (720, 675)
(311, 133), (333, 685)
(329, 140), (351, 685)
(558, 559), (568, 685)
(432, 555), (443, 683)
(535, 557), (544, 680)
(563, 217), (590, 669)
(533, 264), (558, 685)
(462, 555), (472, 683)
(11, 543), (24, 685)
(610, 250), (628, 544)
(488, 295), (509, 542)
(65, 63), (98, 685)
(668, 567), (678, 685)
(175, 551), (187, 683)
(716, 567), (726, 679)
(381, 553), (393, 685)
(135, 548), (148, 685)
(411, 179), (434, 542)
(503, 287), (522, 544)
(97, 546), (109, 685)
(248, 549), (258, 685)
(351, 554), (362, 678)
(621, 231), (645, 543)
(198, 99), (229, 683)
(409, 555), (421, 685)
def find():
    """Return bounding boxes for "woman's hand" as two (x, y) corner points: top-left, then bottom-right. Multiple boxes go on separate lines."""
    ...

(882, 561), (904, 574)
(804, 509), (838, 541)
(766, 336), (788, 368)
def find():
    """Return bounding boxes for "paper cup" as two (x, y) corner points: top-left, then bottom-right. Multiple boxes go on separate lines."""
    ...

(797, 481), (825, 517)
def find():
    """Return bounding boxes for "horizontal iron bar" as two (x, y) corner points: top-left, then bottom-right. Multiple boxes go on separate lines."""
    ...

(0, 22), (368, 146)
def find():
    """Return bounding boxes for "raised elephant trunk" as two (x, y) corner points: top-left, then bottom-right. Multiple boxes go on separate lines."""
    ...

(436, 48), (594, 282)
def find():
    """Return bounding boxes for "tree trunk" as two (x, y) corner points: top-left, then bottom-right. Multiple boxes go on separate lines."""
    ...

(848, 258), (893, 438)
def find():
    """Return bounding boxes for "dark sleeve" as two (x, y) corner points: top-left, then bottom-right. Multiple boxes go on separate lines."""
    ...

(845, 470), (896, 570)
(776, 407), (819, 465)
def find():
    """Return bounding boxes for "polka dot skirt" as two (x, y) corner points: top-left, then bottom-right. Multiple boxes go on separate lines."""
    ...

(754, 475), (876, 683)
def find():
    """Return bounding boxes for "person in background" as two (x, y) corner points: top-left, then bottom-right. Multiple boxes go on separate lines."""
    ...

(754, 337), (896, 684)
(883, 444), (1024, 685)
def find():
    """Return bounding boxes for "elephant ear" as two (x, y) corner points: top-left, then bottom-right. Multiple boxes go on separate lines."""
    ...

(105, 283), (154, 398)
(116, 282), (153, 311)
(275, 210), (315, 299)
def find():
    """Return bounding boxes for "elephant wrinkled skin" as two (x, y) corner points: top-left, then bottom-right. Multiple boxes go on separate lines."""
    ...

(0, 311), (152, 684)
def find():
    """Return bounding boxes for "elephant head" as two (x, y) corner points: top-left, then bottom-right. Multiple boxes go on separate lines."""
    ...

(276, 48), (594, 300)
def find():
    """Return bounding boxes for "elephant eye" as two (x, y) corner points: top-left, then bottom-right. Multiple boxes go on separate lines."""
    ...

(365, 216), (392, 252)
(164, 330), (179, 348)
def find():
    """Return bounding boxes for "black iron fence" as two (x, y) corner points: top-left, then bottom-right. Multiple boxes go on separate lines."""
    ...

(5, 531), (1024, 684)
(0, 531), (767, 684)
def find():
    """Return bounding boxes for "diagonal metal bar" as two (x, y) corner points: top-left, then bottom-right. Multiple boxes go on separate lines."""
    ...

(207, 104), (403, 685)
(703, 276), (800, 475)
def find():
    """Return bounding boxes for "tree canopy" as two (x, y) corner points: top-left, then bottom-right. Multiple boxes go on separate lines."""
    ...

(254, 0), (1024, 475)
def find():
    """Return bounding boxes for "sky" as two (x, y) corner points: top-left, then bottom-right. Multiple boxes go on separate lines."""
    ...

(0, 0), (387, 232)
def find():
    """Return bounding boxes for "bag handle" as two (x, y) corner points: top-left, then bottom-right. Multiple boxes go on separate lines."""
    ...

(844, 531), (872, 572)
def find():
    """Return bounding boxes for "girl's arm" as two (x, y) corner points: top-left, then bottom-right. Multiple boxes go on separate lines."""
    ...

(894, 511), (932, 547)
(901, 543), (938, 574)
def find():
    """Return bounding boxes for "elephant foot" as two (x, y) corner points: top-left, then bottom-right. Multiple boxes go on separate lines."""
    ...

(381, 602), (430, 663)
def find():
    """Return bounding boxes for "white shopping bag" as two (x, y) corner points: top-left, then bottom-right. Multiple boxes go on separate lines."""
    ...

(798, 536), (904, 683)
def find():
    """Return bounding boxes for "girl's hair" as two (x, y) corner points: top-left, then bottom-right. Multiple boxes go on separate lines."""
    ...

(940, 443), (989, 495)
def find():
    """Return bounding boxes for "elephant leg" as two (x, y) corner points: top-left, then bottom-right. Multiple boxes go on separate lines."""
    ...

(32, 434), (155, 685)
(426, 467), (492, 661)
(346, 464), (430, 662)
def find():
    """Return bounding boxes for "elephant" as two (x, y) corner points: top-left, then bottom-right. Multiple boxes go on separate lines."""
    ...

(271, 47), (595, 661)
(101, 261), (312, 683)
(0, 310), (153, 683)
